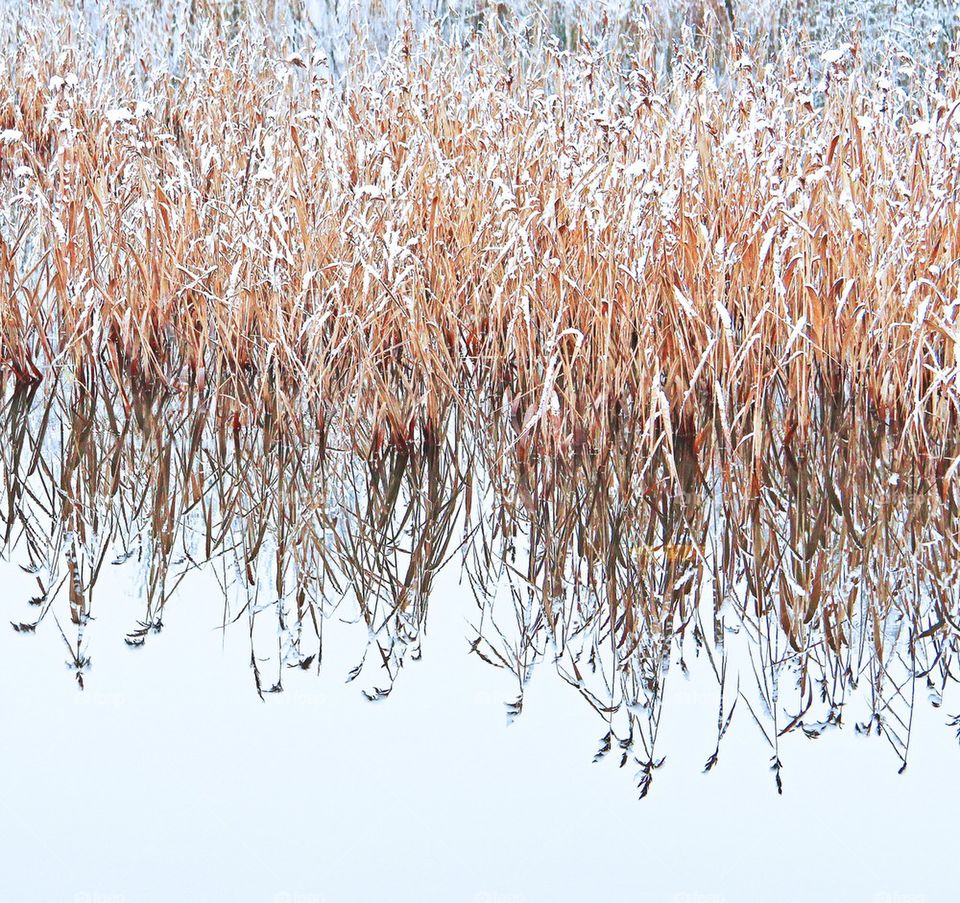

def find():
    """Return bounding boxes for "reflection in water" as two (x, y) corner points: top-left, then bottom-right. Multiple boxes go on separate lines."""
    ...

(3, 0), (960, 802)
(2, 375), (957, 796)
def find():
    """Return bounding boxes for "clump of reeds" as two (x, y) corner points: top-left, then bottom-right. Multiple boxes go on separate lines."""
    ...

(2, 1), (959, 462)
(2, 0), (960, 794)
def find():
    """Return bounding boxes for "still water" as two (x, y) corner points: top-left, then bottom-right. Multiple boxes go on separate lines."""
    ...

(1, 379), (957, 902)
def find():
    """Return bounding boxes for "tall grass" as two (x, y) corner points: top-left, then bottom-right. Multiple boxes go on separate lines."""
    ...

(1, 0), (960, 793)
